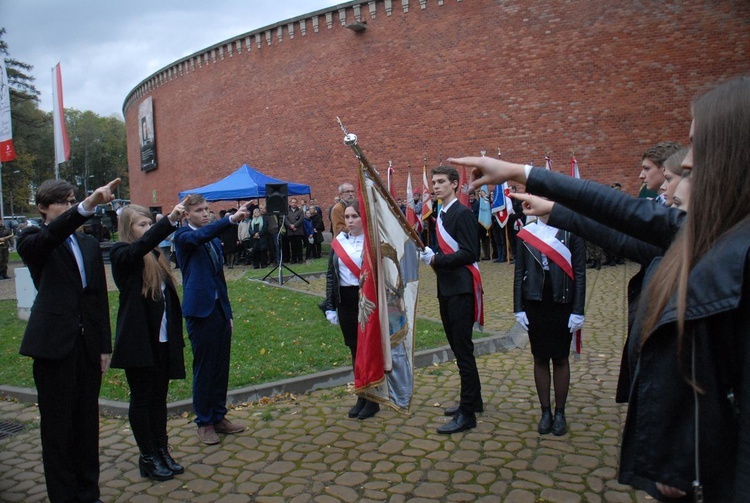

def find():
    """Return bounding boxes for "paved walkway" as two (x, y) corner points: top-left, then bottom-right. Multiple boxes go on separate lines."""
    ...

(0, 258), (649, 502)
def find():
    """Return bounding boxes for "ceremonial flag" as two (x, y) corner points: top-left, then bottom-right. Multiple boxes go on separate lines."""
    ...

(545, 155), (552, 171)
(570, 156), (580, 179)
(0, 59), (17, 162)
(387, 162), (395, 198)
(420, 164), (432, 222)
(356, 170), (420, 412)
(405, 171), (421, 232)
(478, 184), (492, 229)
(492, 182), (514, 227)
(457, 165), (470, 208)
(52, 63), (70, 167)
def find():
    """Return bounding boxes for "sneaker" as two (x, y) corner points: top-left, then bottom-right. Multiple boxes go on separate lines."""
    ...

(214, 418), (245, 434)
(197, 425), (220, 445)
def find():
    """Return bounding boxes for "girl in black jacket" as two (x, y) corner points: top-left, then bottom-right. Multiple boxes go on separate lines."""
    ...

(110, 203), (186, 482)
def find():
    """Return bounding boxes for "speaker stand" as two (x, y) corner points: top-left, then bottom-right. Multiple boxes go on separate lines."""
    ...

(262, 216), (309, 286)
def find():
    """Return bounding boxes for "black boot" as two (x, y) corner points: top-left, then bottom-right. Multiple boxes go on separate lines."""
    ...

(552, 409), (567, 436)
(348, 397), (367, 418)
(538, 407), (553, 434)
(139, 451), (174, 481)
(157, 446), (184, 475)
(357, 400), (380, 420)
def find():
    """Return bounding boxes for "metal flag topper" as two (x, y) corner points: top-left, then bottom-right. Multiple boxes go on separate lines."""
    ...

(336, 117), (424, 250)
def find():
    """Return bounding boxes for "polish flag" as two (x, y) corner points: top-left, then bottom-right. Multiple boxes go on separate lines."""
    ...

(52, 63), (70, 167)
(0, 59), (17, 162)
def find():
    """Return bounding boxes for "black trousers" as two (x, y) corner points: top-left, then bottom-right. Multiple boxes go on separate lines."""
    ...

(439, 293), (483, 412)
(33, 335), (102, 503)
(288, 235), (304, 263)
(125, 342), (170, 453)
(338, 286), (359, 363)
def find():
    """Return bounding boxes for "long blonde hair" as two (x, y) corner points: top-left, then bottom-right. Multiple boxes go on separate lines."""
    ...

(118, 205), (176, 300)
(641, 77), (750, 355)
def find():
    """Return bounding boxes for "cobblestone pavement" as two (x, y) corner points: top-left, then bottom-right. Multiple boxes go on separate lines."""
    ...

(0, 258), (650, 502)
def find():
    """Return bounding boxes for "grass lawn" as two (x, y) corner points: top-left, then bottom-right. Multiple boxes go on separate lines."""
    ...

(0, 267), (453, 403)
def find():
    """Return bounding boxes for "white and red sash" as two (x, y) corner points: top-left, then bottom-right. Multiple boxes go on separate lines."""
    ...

(517, 221), (582, 355)
(436, 214), (484, 326)
(331, 232), (362, 278)
(517, 222), (573, 279)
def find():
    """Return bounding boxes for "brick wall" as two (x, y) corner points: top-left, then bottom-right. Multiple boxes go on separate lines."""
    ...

(124, 0), (750, 212)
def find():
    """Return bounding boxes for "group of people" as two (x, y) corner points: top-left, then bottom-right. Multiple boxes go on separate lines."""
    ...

(13, 75), (748, 502)
(18, 185), (249, 502)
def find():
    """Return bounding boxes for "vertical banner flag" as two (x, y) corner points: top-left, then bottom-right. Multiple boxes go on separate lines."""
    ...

(387, 161), (395, 198)
(492, 182), (514, 227)
(478, 184), (492, 229)
(570, 156), (580, 179)
(457, 166), (470, 208)
(52, 63), (70, 167)
(545, 155), (552, 171)
(421, 163), (432, 223)
(139, 96), (157, 171)
(0, 59), (17, 162)
(405, 170), (419, 231)
(356, 170), (419, 412)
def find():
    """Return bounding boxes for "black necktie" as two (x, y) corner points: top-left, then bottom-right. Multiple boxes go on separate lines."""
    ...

(205, 241), (220, 271)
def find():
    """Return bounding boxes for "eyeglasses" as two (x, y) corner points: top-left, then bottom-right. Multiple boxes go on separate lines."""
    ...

(342, 190), (356, 194)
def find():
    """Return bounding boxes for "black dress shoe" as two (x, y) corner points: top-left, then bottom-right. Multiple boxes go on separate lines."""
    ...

(537, 410), (553, 434)
(437, 410), (476, 434)
(348, 397), (367, 418)
(139, 451), (173, 481)
(552, 412), (567, 436)
(357, 400), (380, 419)
(157, 446), (184, 474)
(444, 404), (484, 416)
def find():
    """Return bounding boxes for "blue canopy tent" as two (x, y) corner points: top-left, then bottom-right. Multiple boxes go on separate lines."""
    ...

(177, 164), (311, 201)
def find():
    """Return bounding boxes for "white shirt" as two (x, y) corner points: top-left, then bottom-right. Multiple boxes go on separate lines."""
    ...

(338, 233), (364, 287)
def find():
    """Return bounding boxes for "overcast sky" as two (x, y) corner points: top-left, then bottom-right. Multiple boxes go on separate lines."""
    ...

(1, 0), (342, 118)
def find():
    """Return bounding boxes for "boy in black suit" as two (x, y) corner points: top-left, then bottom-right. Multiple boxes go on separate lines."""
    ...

(420, 166), (484, 434)
(18, 178), (119, 503)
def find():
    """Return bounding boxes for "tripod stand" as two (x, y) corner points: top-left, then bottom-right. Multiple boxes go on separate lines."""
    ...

(262, 215), (309, 285)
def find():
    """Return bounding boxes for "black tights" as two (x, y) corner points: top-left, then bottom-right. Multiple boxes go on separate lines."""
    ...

(533, 355), (570, 411)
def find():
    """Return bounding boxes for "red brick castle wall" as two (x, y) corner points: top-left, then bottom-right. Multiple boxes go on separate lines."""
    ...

(123, 0), (750, 210)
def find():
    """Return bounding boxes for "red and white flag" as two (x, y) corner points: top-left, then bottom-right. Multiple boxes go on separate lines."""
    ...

(492, 182), (515, 228)
(0, 59), (16, 162)
(545, 155), (552, 171)
(570, 156), (580, 179)
(421, 164), (433, 222)
(457, 165), (470, 208)
(52, 63), (70, 167)
(356, 172), (419, 412)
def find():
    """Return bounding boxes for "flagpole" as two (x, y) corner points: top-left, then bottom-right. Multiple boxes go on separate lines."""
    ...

(337, 117), (424, 249)
(505, 224), (511, 263)
(0, 162), (4, 220)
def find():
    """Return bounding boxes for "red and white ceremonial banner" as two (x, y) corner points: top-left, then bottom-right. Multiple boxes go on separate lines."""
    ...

(356, 171), (420, 412)
(570, 156), (580, 179)
(52, 63), (70, 167)
(457, 165), (470, 208)
(545, 155), (552, 171)
(0, 59), (17, 162)
(421, 164), (433, 222)
(517, 221), (582, 355)
(436, 212), (484, 327)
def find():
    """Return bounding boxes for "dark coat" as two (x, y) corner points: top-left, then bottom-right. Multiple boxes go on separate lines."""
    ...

(109, 217), (185, 378)
(619, 220), (750, 501)
(18, 204), (111, 362)
(433, 201), (478, 298)
(250, 218), (268, 252)
(513, 227), (586, 315)
(285, 207), (304, 236)
(323, 246), (343, 312)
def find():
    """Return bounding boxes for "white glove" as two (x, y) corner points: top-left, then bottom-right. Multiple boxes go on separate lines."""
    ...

(568, 313), (585, 333)
(514, 311), (529, 331)
(420, 247), (435, 266)
(325, 310), (339, 326)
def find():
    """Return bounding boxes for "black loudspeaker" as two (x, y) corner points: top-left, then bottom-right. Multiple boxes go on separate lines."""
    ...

(266, 183), (288, 215)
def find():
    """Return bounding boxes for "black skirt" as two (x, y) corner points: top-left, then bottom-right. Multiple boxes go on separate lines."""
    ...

(525, 272), (574, 359)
